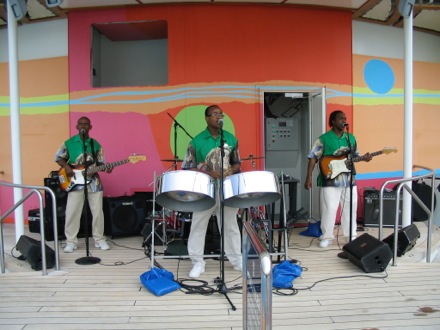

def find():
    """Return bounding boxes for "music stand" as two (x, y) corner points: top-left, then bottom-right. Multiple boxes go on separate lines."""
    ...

(76, 133), (100, 265)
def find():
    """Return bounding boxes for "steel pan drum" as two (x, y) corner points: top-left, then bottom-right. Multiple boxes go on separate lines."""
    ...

(156, 170), (215, 212)
(223, 171), (281, 208)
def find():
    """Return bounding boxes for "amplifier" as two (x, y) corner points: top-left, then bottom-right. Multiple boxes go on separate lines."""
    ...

(363, 189), (402, 227)
(28, 208), (41, 234)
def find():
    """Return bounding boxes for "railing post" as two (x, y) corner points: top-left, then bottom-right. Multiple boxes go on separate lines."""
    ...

(0, 181), (61, 275)
(379, 165), (435, 265)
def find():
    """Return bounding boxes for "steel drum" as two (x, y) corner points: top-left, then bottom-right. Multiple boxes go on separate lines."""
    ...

(156, 170), (215, 212)
(223, 171), (281, 208)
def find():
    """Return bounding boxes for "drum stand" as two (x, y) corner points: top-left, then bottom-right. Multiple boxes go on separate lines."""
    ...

(148, 172), (169, 268)
(249, 173), (289, 263)
(274, 175), (289, 262)
(145, 168), (180, 247)
(142, 209), (170, 247)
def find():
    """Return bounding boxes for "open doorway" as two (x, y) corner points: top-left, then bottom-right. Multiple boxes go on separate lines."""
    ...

(263, 88), (325, 222)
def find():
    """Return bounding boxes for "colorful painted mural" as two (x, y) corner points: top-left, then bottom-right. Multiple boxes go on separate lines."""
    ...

(0, 4), (439, 223)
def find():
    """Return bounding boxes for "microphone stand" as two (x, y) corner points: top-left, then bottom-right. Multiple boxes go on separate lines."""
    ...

(166, 112), (194, 240)
(167, 112), (193, 162)
(216, 124), (236, 311)
(338, 124), (355, 259)
(76, 132), (100, 265)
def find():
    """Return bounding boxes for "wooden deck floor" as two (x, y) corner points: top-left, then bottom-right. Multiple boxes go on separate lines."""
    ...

(1, 221), (440, 330)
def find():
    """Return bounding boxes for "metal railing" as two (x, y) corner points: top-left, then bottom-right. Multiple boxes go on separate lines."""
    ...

(0, 181), (60, 275)
(242, 220), (272, 330)
(378, 165), (435, 265)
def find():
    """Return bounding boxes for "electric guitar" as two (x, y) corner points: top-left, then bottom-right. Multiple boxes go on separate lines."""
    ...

(58, 154), (147, 192)
(319, 147), (397, 180)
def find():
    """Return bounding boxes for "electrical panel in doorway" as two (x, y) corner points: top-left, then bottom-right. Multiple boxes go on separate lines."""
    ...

(265, 117), (299, 151)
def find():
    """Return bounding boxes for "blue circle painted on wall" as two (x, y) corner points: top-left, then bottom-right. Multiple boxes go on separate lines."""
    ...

(364, 59), (395, 94)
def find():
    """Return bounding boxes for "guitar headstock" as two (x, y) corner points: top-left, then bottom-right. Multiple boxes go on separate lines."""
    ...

(128, 154), (147, 163)
(382, 147), (398, 155)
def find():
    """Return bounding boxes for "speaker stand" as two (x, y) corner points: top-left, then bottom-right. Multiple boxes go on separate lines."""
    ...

(75, 256), (101, 265)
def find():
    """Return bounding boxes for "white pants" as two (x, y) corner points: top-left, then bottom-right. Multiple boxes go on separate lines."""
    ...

(64, 188), (106, 245)
(320, 186), (357, 240)
(187, 194), (242, 267)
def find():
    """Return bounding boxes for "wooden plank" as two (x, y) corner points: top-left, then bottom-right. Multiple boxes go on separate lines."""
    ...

(1, 222), (439, 329)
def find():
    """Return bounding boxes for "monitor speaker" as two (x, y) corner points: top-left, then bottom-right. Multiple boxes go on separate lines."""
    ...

(16, 235), (55, 271)
(382, 223), (420, 257)
(104, 196), (146, 238)
(342, 233), (393, 273)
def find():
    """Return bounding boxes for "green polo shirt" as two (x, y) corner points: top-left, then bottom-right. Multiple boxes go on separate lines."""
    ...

(193, 129), (237, 162)
(63, 135), (102, 166)
(182, 128), (240, 172)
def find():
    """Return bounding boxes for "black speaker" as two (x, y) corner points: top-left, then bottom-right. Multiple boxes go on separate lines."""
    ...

(41, 175), (92, 240)
(104, 196), (146, 238)
(133, 191), (162, 217)
(342, 233), (393, 273)
(382, 223), (420, 257)
(16, 235), (56, 271)
(412, 181), (436, 222)
(363, 189), (402, 227)
(44, 176), (68, 219)
(28, 208), (42, 234)
(42, 176), (68, 241)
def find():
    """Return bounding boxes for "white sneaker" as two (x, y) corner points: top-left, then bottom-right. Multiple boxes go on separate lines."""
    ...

(95, 241), (110, 250)
(64, 243), (77, 253)
(319, 239), (331, 248)
(189, 263), (205, 278)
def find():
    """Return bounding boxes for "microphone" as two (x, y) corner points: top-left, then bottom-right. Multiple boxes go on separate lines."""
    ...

(80, 129), (86, 135)
(218, 119), (224, 128)
(342, 123), (349, 129)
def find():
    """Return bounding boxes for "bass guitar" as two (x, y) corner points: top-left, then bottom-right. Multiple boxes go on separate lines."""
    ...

(58, 154), (146, 192)
(319, 147), (397, 180)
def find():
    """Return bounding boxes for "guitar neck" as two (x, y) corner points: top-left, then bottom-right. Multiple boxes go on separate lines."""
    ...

(353, 150), (382, 163)
(87, 159), (129, 175)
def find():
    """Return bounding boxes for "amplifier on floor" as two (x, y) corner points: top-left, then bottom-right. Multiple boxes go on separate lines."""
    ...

(28, 208), (42, 234)
(104, 195), (146, 238)
(16, 235), (55, 271)
(363, 189), (402, 227)
(342, 233), (393, 273)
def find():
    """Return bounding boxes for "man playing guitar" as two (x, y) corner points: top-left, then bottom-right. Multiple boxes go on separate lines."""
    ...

(304, 110), (372, 248)
(55, 116), (112, 253)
